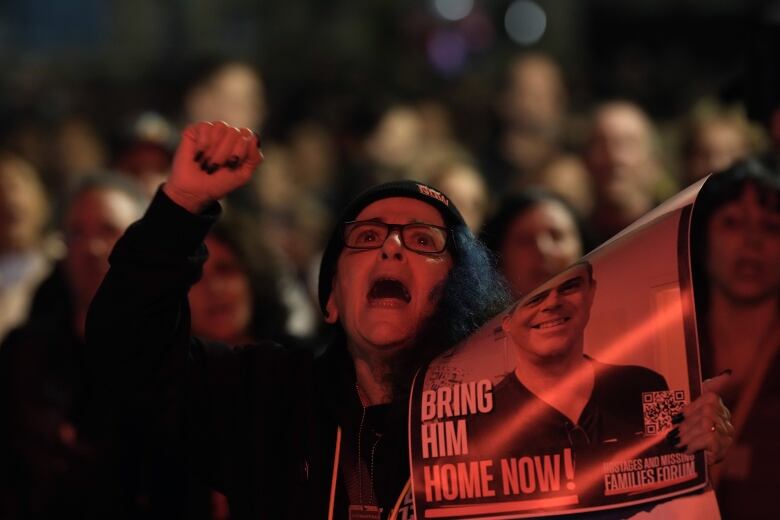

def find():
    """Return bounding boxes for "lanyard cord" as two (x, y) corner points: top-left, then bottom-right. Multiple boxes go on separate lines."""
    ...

(356, 383), (383, 507)
(357, 387), (368, 505)
(327, 428), (342, 520)
(329, 384), (397, 519)
(329, 427), (402, 519)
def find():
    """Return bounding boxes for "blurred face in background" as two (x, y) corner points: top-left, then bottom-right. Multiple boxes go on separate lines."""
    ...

(186, 63), (266, 131)
(686, 119), (750, 182)
(55, 118), (109, 181)
(501, 54), (566, 129)
(365, 106), (423, 171)
(586, 103), (658, 205)
(65, 188), (141, 310)
(500, 199), (583, 298)
(707, 183), (780, 304)
(0, 156), (49, 253)
(190, 236), (253, 344)
(289, 121), (338, 190)
(431, 165), (488, 233)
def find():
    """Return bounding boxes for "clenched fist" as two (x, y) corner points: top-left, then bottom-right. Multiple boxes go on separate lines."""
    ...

(163, 121), (263, 213)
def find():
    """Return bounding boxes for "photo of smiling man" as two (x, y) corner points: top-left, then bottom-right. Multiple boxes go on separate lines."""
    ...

(459, 261), (673, 510)
(477, 261), (667, 450)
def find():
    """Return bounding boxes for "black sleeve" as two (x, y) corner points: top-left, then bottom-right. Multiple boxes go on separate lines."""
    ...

(86, 187), (218, 399)
(85, 188), (255, 493)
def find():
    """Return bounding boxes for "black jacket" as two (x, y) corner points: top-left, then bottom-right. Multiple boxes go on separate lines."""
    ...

(86, 190), (409, 519)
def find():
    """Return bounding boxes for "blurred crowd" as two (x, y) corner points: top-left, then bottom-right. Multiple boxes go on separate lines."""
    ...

(0, 52), (778, 519)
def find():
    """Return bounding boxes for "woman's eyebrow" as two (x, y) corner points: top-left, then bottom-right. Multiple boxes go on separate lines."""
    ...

(358, 218), (438, 225)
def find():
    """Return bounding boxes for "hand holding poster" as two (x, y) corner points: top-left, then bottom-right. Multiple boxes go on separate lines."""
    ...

(409, 180), (710, 519)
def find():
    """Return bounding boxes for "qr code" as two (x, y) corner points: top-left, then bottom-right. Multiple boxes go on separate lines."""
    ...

(642, 390), (686, 435)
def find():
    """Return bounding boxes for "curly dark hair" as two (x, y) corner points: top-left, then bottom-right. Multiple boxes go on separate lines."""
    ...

(389, 223), (513, 398)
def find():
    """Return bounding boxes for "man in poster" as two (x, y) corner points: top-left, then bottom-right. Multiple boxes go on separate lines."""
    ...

(467, 261), (679, 505)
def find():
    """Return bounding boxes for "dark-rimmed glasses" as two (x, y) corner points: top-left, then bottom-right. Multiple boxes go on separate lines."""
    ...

(343, 220), (449, 254)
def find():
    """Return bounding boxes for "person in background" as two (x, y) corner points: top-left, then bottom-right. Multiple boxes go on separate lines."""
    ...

(415, 98), (456, 148)
(690, 160), (780, 519)
(362, 102), (425, 184)
(481, 189), (591, 299)
(113, 111), (175, 198)
(584, 100), (675, 244)
(496, 53), (569, 183)
(489, 53), (594, 218)
(532, 154), (594, 218)
(0, 175), (152, 518)
(286, 119), (342, 212)
(250, 142), (331, 344)
(190, 214), (289, 347)
(681, 104), (766, 185)
(406, 145), (490, 233)
(190, 213), (294, 517)
(0, 152), (58, 343)
(51, 116), (110, 200)
(183, 58), (267, 133)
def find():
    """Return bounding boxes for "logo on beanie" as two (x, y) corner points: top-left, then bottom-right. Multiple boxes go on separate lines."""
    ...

(417, 185), (449, 206)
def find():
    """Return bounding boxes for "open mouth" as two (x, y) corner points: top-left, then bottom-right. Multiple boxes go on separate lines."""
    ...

(532, 317), (570, 329)
(368, 278), (411, 305)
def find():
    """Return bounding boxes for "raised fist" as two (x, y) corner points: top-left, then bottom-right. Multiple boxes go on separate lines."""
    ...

(164, 121), (263, 213)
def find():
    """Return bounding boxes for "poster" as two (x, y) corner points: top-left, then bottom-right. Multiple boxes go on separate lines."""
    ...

(408, 181), (710, 519)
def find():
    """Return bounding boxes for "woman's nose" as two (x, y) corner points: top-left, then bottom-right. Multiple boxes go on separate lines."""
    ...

(380, 229), (405, 260)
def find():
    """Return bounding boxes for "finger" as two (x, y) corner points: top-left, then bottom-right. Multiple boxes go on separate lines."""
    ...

(200, 121), (229, 172)
(680, 429), (717, 456)
(682, 425), (731, 463)
(678, 397), (723, 440)
(679, 390), (723, 424)
(677, 409), (727, 448)
(702, 371), (731, 395)
(210, 125), (242, 170)
(223, 128), (253, 170)
(675, 399), (733, 464)
(196, 121), (219, 160)
(179, 122), (211, 164)
(236, 128), (263, 175)
(723, 418), (735, 436)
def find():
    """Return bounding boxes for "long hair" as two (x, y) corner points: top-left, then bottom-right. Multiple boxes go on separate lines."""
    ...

(389, 224), (513, 398)
(690, 158), (780, 375)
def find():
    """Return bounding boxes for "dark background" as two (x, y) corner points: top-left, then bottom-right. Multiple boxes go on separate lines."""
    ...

(1, 0), (778, 146)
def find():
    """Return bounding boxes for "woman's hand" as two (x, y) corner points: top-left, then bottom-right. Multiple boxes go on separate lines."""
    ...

(671, 373), (734, 464)
(164, 121), (263, 213)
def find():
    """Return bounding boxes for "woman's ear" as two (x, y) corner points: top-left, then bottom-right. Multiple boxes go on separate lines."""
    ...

(324, 293), (339, 324)
(501, 313), (511, 333)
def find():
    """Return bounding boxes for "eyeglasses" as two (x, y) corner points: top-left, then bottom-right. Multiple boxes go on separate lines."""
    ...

(343, 220), (449, 254)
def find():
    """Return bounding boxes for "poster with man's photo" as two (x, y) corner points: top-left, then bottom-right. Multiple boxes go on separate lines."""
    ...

(408, 180), (710, 519)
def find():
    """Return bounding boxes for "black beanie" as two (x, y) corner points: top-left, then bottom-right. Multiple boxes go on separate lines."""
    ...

(317, 180), (468, 315)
